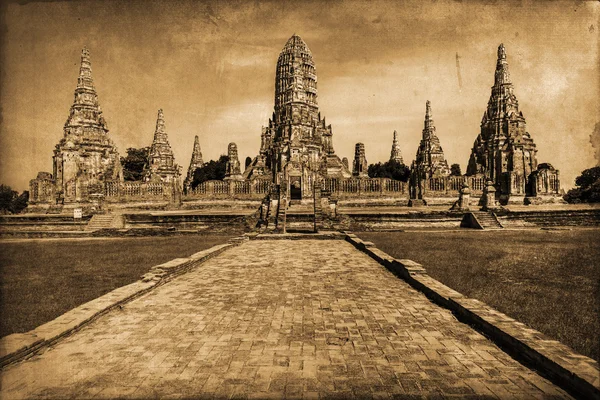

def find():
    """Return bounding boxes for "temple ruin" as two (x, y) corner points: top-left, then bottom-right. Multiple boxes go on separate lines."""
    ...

(29, 47), (123, 207)
(143, 109), (180, 183)
(466, 44), (560, 204)
(243, 34), (351, 200)
(183, 135), (204, 193)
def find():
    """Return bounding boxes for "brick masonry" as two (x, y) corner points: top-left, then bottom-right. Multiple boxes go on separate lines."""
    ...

(345, 232), (600, 400)
(0, 237), (577, 399)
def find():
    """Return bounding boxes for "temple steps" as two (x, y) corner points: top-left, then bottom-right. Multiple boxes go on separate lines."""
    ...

(85, 214), (123, 231)
(470, 211), (503, 229)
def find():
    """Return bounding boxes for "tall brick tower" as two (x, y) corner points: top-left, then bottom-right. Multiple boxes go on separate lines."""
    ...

(414, 101), (450, 179)
(466, 44), (559, 202)
(352, 143), (369, 178)
(184, 135), (204, 191)
(51, 47), (123, 203)
(244, 34), (351, 198)
(389, 130), (404, 164)
(144, 109), (180, 183)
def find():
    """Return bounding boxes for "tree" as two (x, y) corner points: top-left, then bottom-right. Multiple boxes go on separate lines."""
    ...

(245, 156), (252, 170)
(191, 155), (229, 188)
(367, 160), (410, 182)
(450, 163), (462, 176)
(564, 166), (600, 203)
(0, 185), (29, 214)
(120, 147), (149, 181)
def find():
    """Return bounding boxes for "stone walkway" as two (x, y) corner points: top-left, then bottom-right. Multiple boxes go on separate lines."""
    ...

(0, 240), (570, 399)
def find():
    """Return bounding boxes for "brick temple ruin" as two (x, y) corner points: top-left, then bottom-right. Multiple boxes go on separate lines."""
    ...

(28, 38), (562, 212)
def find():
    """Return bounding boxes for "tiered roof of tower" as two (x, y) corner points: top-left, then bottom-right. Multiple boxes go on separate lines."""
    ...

(389, 131), (403, 164)
(184, 135), (204, 189)
(145, 109), (180, 182)
(62, 47), (111, 142)
(414, 101), (450, 178)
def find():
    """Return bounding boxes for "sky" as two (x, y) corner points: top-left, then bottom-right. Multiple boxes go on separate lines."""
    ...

(0, 0), (598, 192)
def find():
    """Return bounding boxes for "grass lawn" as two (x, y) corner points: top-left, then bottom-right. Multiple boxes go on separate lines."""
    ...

(0, 235), (231, 337)
(358, 228), (600, 362)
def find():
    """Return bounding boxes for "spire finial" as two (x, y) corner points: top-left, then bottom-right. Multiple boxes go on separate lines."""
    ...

(498, 43), (506, 60)
(494, 43), (511, 85)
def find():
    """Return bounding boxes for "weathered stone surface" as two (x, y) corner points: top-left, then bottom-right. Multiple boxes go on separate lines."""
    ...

(0, 240), (570, 399)
(244, 34), (351, 197)
(144, 109), (180, 184)
(466, 44), (560, 201)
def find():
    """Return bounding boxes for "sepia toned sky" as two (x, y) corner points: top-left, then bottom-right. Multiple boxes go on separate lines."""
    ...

(0, 0), (598, 191)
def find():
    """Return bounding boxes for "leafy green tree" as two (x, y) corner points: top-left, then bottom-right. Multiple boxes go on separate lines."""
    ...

(367, 160), (410, 182)
(0, 185), (29, 214)
(245, 156), (252, 170)
(450, 163), (462, 176)
(120, 147), (149, 181)
(191, 155), (229, 188)
(564, 166), (600, 203)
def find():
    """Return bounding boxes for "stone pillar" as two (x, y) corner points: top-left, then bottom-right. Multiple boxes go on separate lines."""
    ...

(480, 180), (499, 211)
(451, 181), (471, 211)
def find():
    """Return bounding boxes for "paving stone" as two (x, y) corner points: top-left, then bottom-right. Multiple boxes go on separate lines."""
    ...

(0, 240), (572, 399)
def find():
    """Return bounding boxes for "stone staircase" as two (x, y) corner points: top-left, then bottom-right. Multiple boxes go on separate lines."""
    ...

(470, 211), (503, 230)
(85, 213), (123, 231)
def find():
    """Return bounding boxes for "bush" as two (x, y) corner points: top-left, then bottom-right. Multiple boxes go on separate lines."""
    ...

(367, 160), (410, 182)
(0, 185), (29, 214)
(120, 147), (150, 181)
(191, 155), (229, 188)
(564, 166), (600, 203)
(450, 163), (462, 176)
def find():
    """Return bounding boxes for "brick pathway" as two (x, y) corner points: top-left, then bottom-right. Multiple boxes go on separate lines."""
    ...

(0, 240), (570, 399)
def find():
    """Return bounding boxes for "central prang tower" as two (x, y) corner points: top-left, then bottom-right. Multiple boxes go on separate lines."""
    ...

(244, 34), (350, 199)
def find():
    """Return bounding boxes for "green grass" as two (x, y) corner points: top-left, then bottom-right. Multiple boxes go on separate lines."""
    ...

(0, 235), (231, 337)
(358, 229), (600, 362)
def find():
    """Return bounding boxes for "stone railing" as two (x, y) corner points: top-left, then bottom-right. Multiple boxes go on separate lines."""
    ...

(183, 179), (272, 200)
(323, 178), (407, 198)
(104, 181), (174, 202)
(420, 176), (485, 198)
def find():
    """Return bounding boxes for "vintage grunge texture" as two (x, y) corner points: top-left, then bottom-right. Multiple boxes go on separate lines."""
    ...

(0, 0), (598, 191)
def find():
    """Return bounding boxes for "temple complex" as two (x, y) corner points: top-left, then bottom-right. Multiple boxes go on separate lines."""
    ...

(352, 143), (369, 178)
(466, 44), (560, 203)
(184, 135), (204, 192)
(244, 34), (351, 199)
(412, 101), (450, 179)
(29, 47), (123, 205)
(224, 143), (243, 181)
(143, 109), (180, 183)
(389, 131), (404, 164)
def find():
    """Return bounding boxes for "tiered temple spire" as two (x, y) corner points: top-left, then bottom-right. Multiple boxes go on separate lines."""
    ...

(184, 135), (204, 192)
(48, 47), (123, 203)
(389, 130), (403, 164)
(144, 109), (180, 183)
(466, 43), (553, 201)
(413, 101), (450, 179)
(244, 34), (351, 196)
